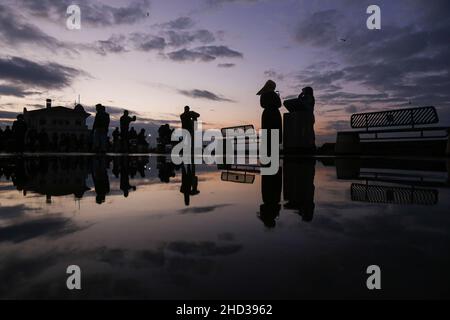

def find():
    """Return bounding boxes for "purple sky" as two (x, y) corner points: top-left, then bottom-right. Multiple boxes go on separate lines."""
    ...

(0, 0), (449, 144)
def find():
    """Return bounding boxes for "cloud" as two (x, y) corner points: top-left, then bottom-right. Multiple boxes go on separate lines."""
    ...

(167, 49), (215, 62)
(0, 84), (40, 98)
(158, 16), (195, 30)
(17, 0), (151, 27)
(166, 241), (242, 256)
(218, 63), (236, 68)
(129, 33), (166, 52)
(179, 204), (232, 214)
(164, 30), (215, 47)
(205, 0), (261, 7)
(88, 35), (129, 56)
(0, 56), (85, 89)
(0, 217), (83, 243)
(264, 69), (284, 81)
(178, 89), (234, 102)
(0, 4), (65, 50)
(290, 1), (450, 126)
(167, 45), (243, 62)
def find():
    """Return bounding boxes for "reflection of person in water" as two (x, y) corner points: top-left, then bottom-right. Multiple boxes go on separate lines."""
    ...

(258, 168), (282, 228)
(283, 159), (315, 222)
(257, 80), (282, 155)
(180, 164), (200, 206)
(120, 157), (136, 197)
(157, 157), (176, 183)
(92, 156), (110, 204)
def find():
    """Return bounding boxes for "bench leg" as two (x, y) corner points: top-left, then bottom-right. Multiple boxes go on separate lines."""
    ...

(335, 132), (361, 155)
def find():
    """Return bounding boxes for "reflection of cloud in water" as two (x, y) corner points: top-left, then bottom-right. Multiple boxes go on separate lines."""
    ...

(0, 216), (87, 244)
(0, 240), (243, 299)
(178, 204), (232, 215)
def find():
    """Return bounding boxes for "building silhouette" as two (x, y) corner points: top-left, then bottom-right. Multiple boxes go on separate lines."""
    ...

(23, 99), (91, 144)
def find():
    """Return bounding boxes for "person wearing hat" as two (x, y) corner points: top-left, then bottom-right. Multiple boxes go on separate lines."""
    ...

(257, 80), (282, 155)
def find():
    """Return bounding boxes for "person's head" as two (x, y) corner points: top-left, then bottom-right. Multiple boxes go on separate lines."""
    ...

(95, 104), (103, 112)
(302, 87), (314, 96)
(140, 129), (145, 133)
(123, 110), (129, 116)
(184, 106), (190, 113)
(257, 80), (277, 95)
(17, 114), (24, 120)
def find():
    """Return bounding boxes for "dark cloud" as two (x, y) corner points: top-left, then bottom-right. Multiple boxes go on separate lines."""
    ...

(206, 0), (261, 7)
(17, 0), (151, 27)
(158, 17), (195, 30)
(167, 45), (243, 62)
(196, 45), (243, 58)
(164, 29), (215, 47)
(0, 84), (40, 98)
(291, 1), (450, 125)
(167, 48), (215, 62)
(130, 33), (166, 52)
(88, 35), (129, 56)
(178, 89), (234, 102)
(0, 56), (85, 89)
(0, 4), (65, 50)
(0, 217), (83, 243)
(218, 63), (236, 68)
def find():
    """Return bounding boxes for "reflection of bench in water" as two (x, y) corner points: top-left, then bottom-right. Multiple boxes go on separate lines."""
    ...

(221, 172), (255, 184)
(221, 125), (258, 158)
(336, 106), (450, 155)
(351, 183), (438, 205)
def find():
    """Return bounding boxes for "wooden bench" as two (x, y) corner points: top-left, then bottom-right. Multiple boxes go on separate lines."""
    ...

(335, 106), (450, 154)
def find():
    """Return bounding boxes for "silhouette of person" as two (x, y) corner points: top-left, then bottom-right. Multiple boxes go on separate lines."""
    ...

(93, 104), (110, 153)
(92, 156), (110, 204)
(12, 114), (28, 153)
(257, 80), (282, 155)
(258, 167), (282, 228)
(137, 129), (149, 149)
(283, 159), (316, 222)
(120, 157), (136, 197)
(157, 156), (176, 182)
(112, 127), (120, 152)
(120, 110), (136, 152)
(298, 87), (316, 150)
(180, 164), (200, 206)
(180, 106), (200, 157)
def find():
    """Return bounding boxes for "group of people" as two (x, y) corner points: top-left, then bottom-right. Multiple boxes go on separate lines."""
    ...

(93, 106), (149, 153)
(0, 105), (149, 154)
(257, 80), (316, 153)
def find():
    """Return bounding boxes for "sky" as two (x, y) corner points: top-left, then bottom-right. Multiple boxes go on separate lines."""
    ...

(0, 0), (449, 144)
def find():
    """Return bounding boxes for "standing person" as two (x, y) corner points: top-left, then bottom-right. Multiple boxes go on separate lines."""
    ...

(92, 104), (110, 153)
(120, 110), (136, 152)
(12, 114), (28, 153)
(298, 86), (316, 150)
(180, 106), (200, 157)
(257, 80), (282, 156)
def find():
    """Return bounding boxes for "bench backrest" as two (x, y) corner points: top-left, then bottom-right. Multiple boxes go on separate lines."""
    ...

(221, 125), (255, 137)
(351, 106), (439, 130)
